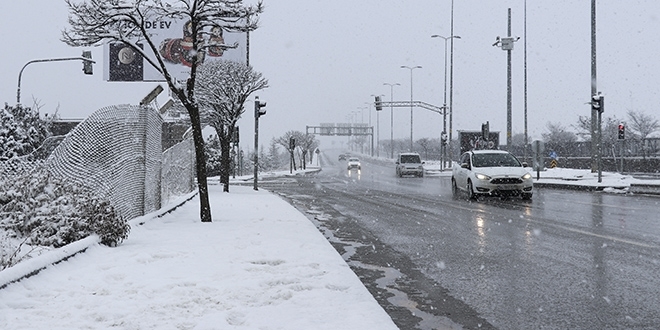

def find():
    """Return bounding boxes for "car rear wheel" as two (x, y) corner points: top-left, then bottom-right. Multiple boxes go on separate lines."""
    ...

(467, 181), (477, 200)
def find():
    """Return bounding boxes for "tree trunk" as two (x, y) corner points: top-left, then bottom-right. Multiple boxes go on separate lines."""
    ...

(219, 127), (232, 193)
(188, 105), (213, 222)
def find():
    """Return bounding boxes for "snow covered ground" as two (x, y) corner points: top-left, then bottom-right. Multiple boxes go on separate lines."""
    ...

(0, 181), (398, 329)
(1, 158), (658, 330)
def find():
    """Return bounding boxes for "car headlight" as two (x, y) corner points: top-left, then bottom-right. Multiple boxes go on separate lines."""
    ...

(475, 173), (491, 180)
(522, 173), (532, 180)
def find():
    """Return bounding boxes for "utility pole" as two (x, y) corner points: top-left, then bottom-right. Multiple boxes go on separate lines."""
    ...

(493, 8), (519, 150)
(590, 0), (599, 173)
(384, 82), (400, 158)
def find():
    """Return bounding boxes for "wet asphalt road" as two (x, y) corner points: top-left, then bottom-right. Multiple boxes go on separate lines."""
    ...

(260, 153), (660, 330)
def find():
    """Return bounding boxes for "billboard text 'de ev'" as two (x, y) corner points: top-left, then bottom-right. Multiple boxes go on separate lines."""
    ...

(103, 18), (246, 82)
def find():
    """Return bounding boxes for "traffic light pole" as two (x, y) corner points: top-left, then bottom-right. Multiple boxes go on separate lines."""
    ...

(16, 55), (95, 104)
(253, 97), (266, 190)
(253, 107), (260, 191)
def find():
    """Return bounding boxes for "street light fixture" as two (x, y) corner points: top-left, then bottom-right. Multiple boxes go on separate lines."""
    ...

(431, 34), (461, 170)
(400, 65), (422, 152)
(383, 82), (400, 158)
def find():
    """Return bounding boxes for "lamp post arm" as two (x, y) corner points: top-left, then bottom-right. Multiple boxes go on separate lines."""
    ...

(17, 56), (96, 104)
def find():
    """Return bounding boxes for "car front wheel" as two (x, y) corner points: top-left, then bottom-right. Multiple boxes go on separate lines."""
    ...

(467, 181), (478, 200)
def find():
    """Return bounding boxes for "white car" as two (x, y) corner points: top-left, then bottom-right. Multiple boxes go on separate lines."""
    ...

(347, 157), (361, 171)
(395, 152), (424, 177)
(452, 150), (533, 200)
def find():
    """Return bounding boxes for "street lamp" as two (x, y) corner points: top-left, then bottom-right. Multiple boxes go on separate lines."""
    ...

(431, 35), (461, 169)
(383, 82), (400, 158)
(400, 65), (422, 152)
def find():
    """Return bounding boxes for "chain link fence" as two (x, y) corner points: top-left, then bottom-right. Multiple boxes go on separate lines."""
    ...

(44, 104), (195, 220)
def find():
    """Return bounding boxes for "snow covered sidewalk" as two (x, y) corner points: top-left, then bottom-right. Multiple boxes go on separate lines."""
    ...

(0, 184), (398, 329)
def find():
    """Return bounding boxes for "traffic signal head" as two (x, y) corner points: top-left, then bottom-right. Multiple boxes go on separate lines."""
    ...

(481, 121), (489, 140)
(591, 94), (604, 113)
(254, 96), (267, 118)
(82, 50), (93, 75)
(618, 124), (625, 140)
(375, 96), (382, 111)
(289, 137), (296, 149)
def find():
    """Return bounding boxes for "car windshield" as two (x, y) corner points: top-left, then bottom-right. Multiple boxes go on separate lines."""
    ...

(349, 158), (359, 162)
(472, 153), (521, 168)
(400, 155), (421, 163)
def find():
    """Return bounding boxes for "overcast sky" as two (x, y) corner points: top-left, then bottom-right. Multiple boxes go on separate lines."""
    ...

(2, 1), (660, 149)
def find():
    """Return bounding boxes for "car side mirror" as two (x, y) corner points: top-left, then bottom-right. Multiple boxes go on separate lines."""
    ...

(522, 162), (528, 167)
(422, 161), (426, 164)
(461, 163), (469, 169)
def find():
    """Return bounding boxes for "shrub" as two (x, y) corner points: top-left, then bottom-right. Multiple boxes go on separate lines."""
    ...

(0, 162), (130, 255)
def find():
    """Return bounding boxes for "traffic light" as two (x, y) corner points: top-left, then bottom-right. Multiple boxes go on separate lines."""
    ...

(374, 95), (382, 111)
(481, 121), (489, 140)
(232, 126), (240, 144)
(618, 124), (625, 140)
(591, 94), (604, 113)
(254, 96), (266, 118)
(82, 50), (93, 75)
(289, 137), (296, 150)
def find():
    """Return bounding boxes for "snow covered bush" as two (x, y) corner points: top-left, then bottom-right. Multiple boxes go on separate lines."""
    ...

(0, 162), (130, 268)
(0, 103), (51, 160)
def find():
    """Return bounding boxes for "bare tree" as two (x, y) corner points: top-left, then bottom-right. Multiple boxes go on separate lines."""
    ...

(415, 138), (432, 160)
(296, 133), (319, 169)
(196, 60), (268, 192)
(61, 0), (263, 222)
(627, 110), (660, 140)
(574, 115), (622, 148)
(275, 131), (305, 172)
(543, 122), (577, 144)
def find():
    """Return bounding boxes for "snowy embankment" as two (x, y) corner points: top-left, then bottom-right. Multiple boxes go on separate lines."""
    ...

(0, 191), (198, 290)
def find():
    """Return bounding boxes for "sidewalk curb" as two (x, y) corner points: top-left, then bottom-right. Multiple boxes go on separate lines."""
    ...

(533, 182), (627, 191)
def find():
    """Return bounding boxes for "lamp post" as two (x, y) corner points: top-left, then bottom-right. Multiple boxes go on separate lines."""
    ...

(400, 65), (422, 152)
(431, 35), (461, 169)
(383, 82), (400, 158)
(493, 8), (519, 150)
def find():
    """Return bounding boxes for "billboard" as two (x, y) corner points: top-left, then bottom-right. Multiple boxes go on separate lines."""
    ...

(458, 131), (500, 154)
(104, 18), (247, 82)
